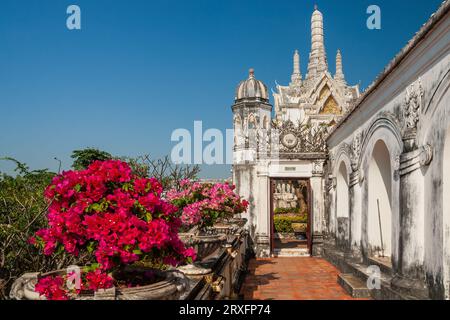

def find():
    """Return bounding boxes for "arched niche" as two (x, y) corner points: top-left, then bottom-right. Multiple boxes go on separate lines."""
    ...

(367, 140), (392, 258)
(336, 161), (349, 218)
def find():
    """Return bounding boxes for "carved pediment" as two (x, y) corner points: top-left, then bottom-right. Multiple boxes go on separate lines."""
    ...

(272, 120), (328, 154)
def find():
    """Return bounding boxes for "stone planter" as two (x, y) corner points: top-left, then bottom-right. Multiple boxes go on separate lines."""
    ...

(10, 267), (188, 300)
(180, 228), (227, 262)
(213, 223), (239, 235)
(192, 233), (227, 260)
(224, 217), (248, 228)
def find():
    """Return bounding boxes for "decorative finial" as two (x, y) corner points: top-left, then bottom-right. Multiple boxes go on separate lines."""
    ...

(335, 49), (345, 84)
(249, 68), (255, 77)
(314, 4), (318, 10)
(291, 49), (302, 85)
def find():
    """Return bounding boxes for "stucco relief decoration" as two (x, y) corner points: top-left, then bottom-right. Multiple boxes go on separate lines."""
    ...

(273, 120), (328, 153)
(313, 160), (325, 175)
(329, 149), (336, 164)
(419, 144), (433, 166)
(403, 78), (424, 132)
(350, 130), (363, 171)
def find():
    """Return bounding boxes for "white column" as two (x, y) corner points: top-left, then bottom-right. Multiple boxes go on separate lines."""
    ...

(392, 145), (432, 298)
(349, 170), (362, 256)
(311, 160), (326, 256)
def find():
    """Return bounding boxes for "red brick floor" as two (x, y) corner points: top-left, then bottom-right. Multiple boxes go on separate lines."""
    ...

(240, 257), (368, 300)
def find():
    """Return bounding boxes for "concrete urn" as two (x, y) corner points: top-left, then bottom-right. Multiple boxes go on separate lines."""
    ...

(9, 267), (188, 300)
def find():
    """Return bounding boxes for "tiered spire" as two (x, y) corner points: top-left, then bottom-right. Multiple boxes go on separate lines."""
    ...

(290, 50), (302, 85)
(334, 49), (346, 84)
(307, 5), (328, 80)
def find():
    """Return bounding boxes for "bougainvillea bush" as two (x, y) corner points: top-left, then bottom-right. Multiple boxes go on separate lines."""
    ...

(166, 180), (249, 231)
(30, 160), (196, 300)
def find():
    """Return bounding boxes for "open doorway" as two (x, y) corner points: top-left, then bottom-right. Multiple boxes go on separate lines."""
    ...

(270, 179), (312, 256)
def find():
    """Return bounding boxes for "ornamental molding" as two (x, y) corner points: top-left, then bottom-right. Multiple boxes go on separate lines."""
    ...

(350, 130), (363, 172)
(272, 120), (328, 154)
(329, 149), (336, 164)
(399, 144), (433, 176)
(402, 78), (424, 134)
(312, 160), (325, 176)
(349, 170), (361, 187)
(359, 111), (403, 167)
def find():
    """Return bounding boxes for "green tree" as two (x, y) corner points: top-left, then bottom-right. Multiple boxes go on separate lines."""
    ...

(119, 155), (200, 189)
(0, 158), (92, 299)
(71, 148), (112, 170)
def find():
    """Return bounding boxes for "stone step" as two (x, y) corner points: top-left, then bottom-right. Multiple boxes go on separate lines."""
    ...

(368, 256), (393, 275)
(273, 248), (310, 257)
(338, 273), (371, 298)
(323, 244), (416, 300)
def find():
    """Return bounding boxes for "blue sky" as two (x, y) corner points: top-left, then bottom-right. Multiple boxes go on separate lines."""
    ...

(0, 0), (444, 178)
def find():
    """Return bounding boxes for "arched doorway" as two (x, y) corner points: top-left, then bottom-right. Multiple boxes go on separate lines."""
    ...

(270, 178), (311, 256)
(367, 140), (392, 258)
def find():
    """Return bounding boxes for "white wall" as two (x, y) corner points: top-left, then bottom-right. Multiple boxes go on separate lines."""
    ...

(443, 127), (450, 299)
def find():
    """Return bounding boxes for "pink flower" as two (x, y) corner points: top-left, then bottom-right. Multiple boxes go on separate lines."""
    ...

(33, 160), (194, 274)
(35, 276), (69, 300)
(85, 270), (114, 291)
(167, 181), (249, 229)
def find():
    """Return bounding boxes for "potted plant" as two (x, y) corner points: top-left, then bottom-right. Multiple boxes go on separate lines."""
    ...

(166, 180), (248, 261)
(18, 160), (196, 300)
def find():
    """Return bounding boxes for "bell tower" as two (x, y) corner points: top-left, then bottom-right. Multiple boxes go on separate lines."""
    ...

(231, 68), (273, 255)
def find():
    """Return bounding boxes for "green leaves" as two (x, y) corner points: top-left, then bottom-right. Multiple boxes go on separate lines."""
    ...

(74, 184), (82, 192)
(121, 182), (133, 192)
(87, 199), (109, 213)
(86, 241), (96, 253)
(82, 263), (100, 273)
(71, 148), (113, 171)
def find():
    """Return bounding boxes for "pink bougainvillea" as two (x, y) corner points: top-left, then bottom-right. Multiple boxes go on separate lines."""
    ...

(166, 179), (249, 230)
(31, 160), (196, 300)
(34, 275), (69, 300)
(35, 269), (115, 300)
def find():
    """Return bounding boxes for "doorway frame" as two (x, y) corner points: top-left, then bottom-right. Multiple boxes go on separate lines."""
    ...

(269, 177), (313, 256)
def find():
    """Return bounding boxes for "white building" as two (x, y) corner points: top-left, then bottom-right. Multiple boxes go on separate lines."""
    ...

(231, 2), (450, 300)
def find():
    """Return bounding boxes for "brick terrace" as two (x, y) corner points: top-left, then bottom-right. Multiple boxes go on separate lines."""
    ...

(240, 257), (369, 300)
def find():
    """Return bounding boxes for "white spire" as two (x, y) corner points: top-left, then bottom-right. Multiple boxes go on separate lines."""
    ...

(335, 49), (346, 84)
(290, 49), (302, 85)
(307, 5), (328, 80)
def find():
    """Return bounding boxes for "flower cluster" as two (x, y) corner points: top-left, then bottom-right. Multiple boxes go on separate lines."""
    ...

(35, 269), (115, 300)
(34, 275), (69, 300)
(166, 180), (249, 229)
(31, 160), (196, 299)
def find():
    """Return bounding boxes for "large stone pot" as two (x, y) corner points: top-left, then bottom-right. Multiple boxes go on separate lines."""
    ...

(10, 266), (188, 300)
(192, 233), (227, 261)
(180, 229), (227, 261)
(226, 217), (248, 228)
(213, 223), (239, 235)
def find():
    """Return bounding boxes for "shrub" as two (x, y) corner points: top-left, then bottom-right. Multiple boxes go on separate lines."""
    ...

(31, 160), (196, 300)
(274, 207), (300, 214)
(166, 180), (249, 230)
(71, 148), (112, 170)
(0, 158), (91, 300)
(274, 215), (307, 233)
